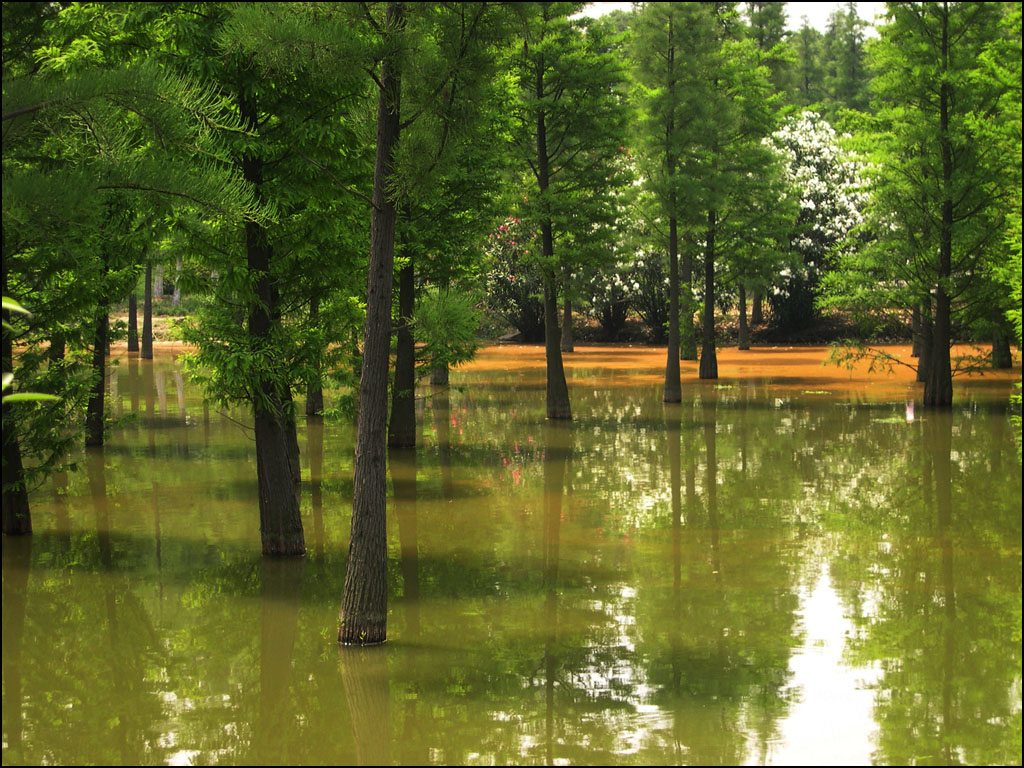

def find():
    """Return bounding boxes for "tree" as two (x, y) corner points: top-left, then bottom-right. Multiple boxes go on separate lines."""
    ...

(339, 0), (405, 645)
(509, 2), (629, 419)
(822, 2), (870, 114)
(826, 2), (1017, 407)
(2, 1), (257, 534)
(632, 2), (714, 400)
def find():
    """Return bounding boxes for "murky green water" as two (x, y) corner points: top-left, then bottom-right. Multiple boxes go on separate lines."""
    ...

(3, 347), (1021, 765)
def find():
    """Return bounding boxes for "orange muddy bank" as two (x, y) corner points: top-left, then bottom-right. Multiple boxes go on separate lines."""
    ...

(457, 342), (1022, 401)
(116, 339), (1020, 401)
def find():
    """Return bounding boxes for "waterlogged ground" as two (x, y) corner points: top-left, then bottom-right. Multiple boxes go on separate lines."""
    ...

(3, 343), (1022, 765)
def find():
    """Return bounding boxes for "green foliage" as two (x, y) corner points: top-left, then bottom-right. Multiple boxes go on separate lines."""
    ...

(415, 285), (483, 374)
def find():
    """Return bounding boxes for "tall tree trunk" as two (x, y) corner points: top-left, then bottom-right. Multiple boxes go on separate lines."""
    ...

(737, 283), (750, 350)
(680, 249), (697, 361)
(911, 304), (922, 357)
(924, 9), (953, 408)
(543, 277), (571, 419)
(141, 262), (153, 360)
(698, 210), (718, 380)
(430, 365), (449, 386)
(48, 334), (65, 363)
(917, 300), (932, 383)
(240, 81), (304, 557)
(751, 289), (763, 326)
(536, 67), (571, 420)
(2, 291), (31, 535)
(306, 296), (324, 416)
(991, 326), (1012, 369)
(560, 289), (574, 353)
(127, 287), (139, 353)
(665, 215), (681, 402)
(171, 256), (182, 307)
(85, 303), (108, 447)
(153, 263), (164, 300)
(340, 1), (403, 646)
(284, 391), (301, 486)
(388, 251), (416, 448)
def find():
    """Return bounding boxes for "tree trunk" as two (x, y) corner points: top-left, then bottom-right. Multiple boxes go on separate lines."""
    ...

(535, 55), (572, 421)
(924, 21), (954, 409)
(917, 300), (932, 383)
(306, 296), (324, 416)
(127, 288), (139, 353)
(141, 262), (153, 360)
(48, 334), (65, 363)
(240, 80), (304, 557)
(911, 304), (922, 357)
(284, 392), (301, 486)
(991, 326), (1012, 369)
(171, 256), (182, 307)
(340, 2), (403, 646)
(388, 254), (416, 448)
(698, 211), (718, 380)
(2, 285), (32, 534)
(664, 216), (681, 403)
(543, 277), (572, 420)
(85, 304), (108, 447)
(737, 283), (750, 350)
(430, 365), (449, 386)
(153, 263), (164, 300)
(560, 290), (574, 353)
(680, 249), (698, 361)
(751, 289), (763, 326)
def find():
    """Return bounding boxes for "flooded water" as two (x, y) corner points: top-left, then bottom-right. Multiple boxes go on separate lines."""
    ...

(3, 344), (1021, 765)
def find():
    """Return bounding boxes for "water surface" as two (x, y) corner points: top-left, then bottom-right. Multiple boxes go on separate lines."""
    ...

(3, 345), (1021, 765)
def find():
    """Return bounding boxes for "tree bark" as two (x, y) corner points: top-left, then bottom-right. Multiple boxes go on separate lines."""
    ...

(911, 304), (922, 357)
(543, 277), (572, 419)
(698, 210), (718, 380)
(240, 79), (304, 557)
(991, 326), (1012, 369)
(535, 50), (572, 421)
(171, 256), (182, 307)
(2, 300), (31, 535)
(664, 216), (681, 402)
(430, 365), (449, 386)
(85, 304), (108, 447)
(737, 283), (750, 350)
(153, 263), (164, 300)
(127, 288), (139, 353)
(751, 289), (763, 326)
(917, 300), (932, 383)
(680, 249), (697, 361)
(306, 296), (324, 416)
(560, 290), (574, 353)
(340, 1), (403, 646)
(388, 253), (416, 448)
(924, 12), (953, 408)
(141, 262), (153, 360)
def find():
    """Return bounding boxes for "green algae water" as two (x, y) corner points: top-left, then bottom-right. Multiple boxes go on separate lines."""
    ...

(3, 346), (1021, 765)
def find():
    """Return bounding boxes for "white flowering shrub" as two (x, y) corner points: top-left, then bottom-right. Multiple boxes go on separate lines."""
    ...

(768, 111), (868, 330)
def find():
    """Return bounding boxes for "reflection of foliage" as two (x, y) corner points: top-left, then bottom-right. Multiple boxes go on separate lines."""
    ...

(7, 354), (1021, 765)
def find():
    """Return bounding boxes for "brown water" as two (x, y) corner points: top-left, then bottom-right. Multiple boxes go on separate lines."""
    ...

(3, 345), (1021, 765)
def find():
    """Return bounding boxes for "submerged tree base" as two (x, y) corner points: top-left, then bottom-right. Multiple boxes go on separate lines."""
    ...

(338, 621), (387, 646)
